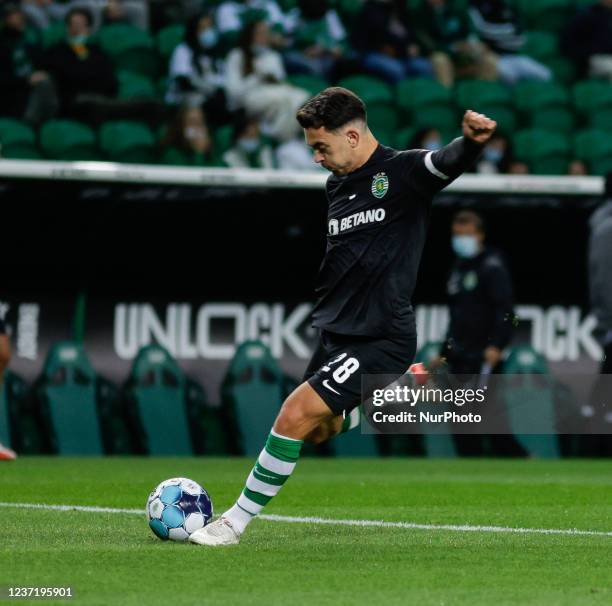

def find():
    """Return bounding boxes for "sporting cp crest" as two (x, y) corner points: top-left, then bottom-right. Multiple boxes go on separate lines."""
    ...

(371, 172), (389, 198)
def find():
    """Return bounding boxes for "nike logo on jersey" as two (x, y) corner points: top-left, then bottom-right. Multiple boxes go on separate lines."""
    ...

(322, 379), (341, 395)
(349, 194), (356, 200)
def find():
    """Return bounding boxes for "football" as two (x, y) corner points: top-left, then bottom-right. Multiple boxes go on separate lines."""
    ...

(146, 477), (213, 541)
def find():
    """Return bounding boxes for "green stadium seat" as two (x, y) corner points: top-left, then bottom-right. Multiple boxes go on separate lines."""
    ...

(117, 71), (156, 100)
(500, 345), (559, 458)
(0, 118), (39, 159)
(99, 120), (157, 163)
(221, 340), (285, 456)
(412, 105), (458, 133)
(40, 120), (98, 160)
(589, 108), (612, 132)
(522, 31), (558, 61)
(514, 81), (570, 113)
(543, 57), (575, 85)
(572, 80), (612, 116)
(396, 78), (451, 115)
(36, 341), (104, 455)
(156, 23), (185, 61)
(455, 80), (511, 112)
(287, 74), (328, 97)
(529, 107), (575, 133)
(0, 370), (41, 453)
(574, 129), (612, 162)
(96, 24), (158, 78)
(516, 0), (572, 32)
(367, 103), (400, 136)
(338, 75), (393, 106)
(41, 21), (66, 48)
(125, 345), (192, 455)
(513, 129), (571, 174)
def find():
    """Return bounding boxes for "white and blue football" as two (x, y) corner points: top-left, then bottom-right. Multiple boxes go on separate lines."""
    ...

(146, 477), (213, 541)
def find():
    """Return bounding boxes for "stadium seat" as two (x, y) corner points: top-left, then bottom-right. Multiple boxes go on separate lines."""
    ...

(117, 71), (157, 100)
(96, 24), (158, 78)
(513, 81), (570, 115)
(288, 74), (328, 97)
(99, 121), (157, 163)
(0, 118), (39, 159)
(501, 345), (560, 458)
(338, 75), (393, 106)
(412, 105), (458, 134)
(574, 129), (612, 163)
(36, 341), (104, 455)
(0, 370), (40, 453)
(455, 80), (515, 132)
(513, 129), (571, 174)
(529, 107), (575, 133)
(40, 120), (98, 161)
(516, 0), (572, 32)
(396, 78), (451, 116)
(221, 340), (285, 456)
(156, 23), (185, 61)
(572, 80), (612, 116)
(124, 345), (193, 455)
(41, 21), (66, 49)
(590, 108), (612, 132)
(367, 103), (400, 140)
(522, 31), (558, 62)
(543, 57), (575, 85)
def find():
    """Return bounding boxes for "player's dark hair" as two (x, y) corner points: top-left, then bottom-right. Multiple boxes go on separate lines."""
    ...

(296, 87), (367, 131)
(453, 210), (485, 234)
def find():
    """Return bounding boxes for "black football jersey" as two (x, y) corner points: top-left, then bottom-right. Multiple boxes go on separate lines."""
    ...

(311, 140), (481, 337)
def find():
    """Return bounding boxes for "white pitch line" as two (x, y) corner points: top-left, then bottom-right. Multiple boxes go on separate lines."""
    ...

(0, 502), (610, 538)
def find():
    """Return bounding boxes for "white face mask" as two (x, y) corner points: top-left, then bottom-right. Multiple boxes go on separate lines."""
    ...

(199, 28), (218, 49)
(452, 235), (479, 259)
(184, 127), (203, 140)
(238, 138), (260, 153)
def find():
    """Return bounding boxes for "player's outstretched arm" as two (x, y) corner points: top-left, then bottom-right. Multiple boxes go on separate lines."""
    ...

(420, 110), (497, 188)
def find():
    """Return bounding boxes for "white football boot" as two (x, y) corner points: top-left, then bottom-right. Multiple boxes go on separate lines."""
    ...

(189, 517), (240, 546)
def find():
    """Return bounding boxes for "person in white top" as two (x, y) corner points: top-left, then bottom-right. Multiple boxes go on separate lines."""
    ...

(225, 19), (308, 141)
(216, 0), (296, 35)
(166, 11), (230, 124)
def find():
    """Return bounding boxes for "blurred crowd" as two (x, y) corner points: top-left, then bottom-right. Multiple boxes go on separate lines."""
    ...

(1, 0), (611, 173)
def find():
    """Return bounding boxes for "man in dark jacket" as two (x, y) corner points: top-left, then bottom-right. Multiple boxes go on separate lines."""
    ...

(562, 0), (612, 79)
(0, 3), (57, 124)
(42, 7), (118, 117)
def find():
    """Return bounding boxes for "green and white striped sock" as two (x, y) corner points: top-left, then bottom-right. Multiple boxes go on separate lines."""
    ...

(223, 430), (303, 534)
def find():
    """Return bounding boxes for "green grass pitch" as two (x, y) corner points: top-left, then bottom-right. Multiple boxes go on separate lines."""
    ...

(1, 457), (611, 605)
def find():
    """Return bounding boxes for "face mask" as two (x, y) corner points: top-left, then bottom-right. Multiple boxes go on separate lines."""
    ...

(69, 35), (88, 45)
(483, 147), (503, 164)
(184, 126), (203, 140)
(239, 138), (260, 153)
(252, 44), (267, 55)
(199, 28), (218, 49)
(423, 137), (442, 151)
(452, 235), (479, 259)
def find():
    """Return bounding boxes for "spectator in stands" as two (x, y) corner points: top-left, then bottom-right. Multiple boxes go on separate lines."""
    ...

(42, 7), (118, 118)
(409, 127), (443, 150)
(414, 0), (497, 87)
(352, 0), (433, 84)
(474, 133), (513, 174)
(468, 0), (551, 85)
(159, 104), (216, 166)
(217, 0), (295, 37)
(0, 310), (16, 461)
(562, 0), (612, 80)
(568, 160), (588, 176)
(0, 3), (58, 125)
(166, 11), (231, 125)
(21, 0), (66, 31)
(100, 0), (148, 29)
(508, 160), (529, 174)
(275, 136), (326, 171)
(225, 19), (308, 141)
(283, 0), (347, 80)
(223, 116), (275, 168)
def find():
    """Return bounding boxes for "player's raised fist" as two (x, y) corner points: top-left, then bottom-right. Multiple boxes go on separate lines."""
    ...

(462, 110), (497, 144)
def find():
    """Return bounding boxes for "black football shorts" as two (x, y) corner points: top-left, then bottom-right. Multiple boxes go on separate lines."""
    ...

(303, 330), (417, 416)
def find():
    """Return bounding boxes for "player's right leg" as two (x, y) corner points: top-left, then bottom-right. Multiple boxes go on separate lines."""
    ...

(189, 381), (336, 546)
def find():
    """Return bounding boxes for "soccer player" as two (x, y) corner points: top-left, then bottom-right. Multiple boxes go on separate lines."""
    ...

(190, 87), (496, 545)
(0, 312), (16, 461)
